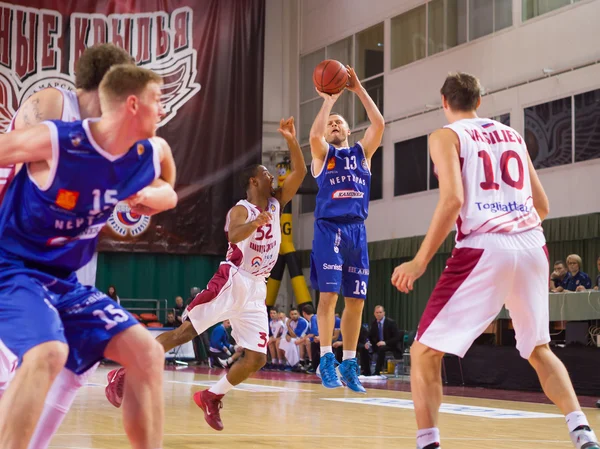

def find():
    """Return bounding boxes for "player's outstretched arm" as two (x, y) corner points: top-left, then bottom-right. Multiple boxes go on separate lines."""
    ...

(391, 129), (463, 293)
(126, 138), (177, 215)
(309, 89), (342, 161)
(0, 124), (53, 166)
(346, 65), (385, 157)
(227, 205), (271, 244)
(275, 117), (307, 207)
(13, 88), (64, 130)
(526, 151), (549, 220)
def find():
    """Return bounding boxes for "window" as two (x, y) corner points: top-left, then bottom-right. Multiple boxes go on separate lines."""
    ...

(300, 49), (325, 103)
(522, 0), (575, 21)
(391, 5), (426, 69)
(492, 113), (511, 126)
(394, 136), (428, 196)
(574, 89), (600, 163)
(326, 37), (352, 68)
(299, 100), (322, 144)
(428, 0), (467, 56)
(370, 147), (383, 201)
(355, 76), (384, 126)
(524, 97), (572, 169)
(355, 23), (384, 80)
(470, 0), (512, 40)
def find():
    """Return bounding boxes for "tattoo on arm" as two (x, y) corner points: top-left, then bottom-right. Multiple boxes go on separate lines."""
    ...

(22, 99), (43, 126)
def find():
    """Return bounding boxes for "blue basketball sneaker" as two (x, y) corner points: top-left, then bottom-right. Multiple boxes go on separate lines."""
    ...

(338, 358), (366, 393)
(318, 353), (342, 388)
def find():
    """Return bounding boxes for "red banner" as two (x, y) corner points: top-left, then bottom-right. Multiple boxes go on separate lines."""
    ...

(0, 0), (265, 254)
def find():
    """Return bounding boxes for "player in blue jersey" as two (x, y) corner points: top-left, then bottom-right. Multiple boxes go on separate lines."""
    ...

(0, 65), (176, 449)
(309, 66), (384, 392)
(0, 44), (140, 449)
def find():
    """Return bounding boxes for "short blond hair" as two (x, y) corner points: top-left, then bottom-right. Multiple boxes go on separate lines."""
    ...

(99, 64), (162, 107)
(566, 254), (583, 270)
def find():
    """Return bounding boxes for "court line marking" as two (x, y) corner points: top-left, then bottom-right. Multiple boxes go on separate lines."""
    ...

(322, 397), (563, 419)
(53, 434), (569, 443)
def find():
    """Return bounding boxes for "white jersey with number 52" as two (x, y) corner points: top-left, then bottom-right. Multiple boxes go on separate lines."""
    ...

(443, 118), (541, 243)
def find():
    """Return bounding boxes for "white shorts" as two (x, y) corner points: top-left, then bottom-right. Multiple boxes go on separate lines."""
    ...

(417, 232), (550, 359)
(0, 339), (18, 392)
(184, 263), (269, 354)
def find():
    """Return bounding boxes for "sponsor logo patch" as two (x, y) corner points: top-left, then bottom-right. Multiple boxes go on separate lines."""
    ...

(332, 190), (364, 199)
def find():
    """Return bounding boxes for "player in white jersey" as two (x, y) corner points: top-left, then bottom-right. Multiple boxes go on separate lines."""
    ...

(105, 117), (307, 430)
(391, 72), (599, 449)
(0, 43), (151, 449)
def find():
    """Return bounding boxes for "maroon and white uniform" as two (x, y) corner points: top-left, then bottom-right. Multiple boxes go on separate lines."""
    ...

(417, 118), (549, 359)
(0, 87), (82, 392)
(184, 198), (281, 353)
(0, 87), (80, 204)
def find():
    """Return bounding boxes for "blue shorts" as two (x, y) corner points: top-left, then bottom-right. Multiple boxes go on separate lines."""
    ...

(0, 259), (137, 375)
(310, 219), (369, 299)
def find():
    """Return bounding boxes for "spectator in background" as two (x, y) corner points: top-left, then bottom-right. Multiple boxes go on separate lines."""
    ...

(188, 287), (201, 305)
(173, 296), (185, 323)
(267, 307), (286, 370)
(362, 305), (403, 378)
(549, 260), (568, 292)
(107, 285), (120, 305)
(165, 311), (179, 328)
(280, 307), (309, 371)
(302, 304), (319, 373)
(209, 320), (242, 368)
(594, 256), (600, 291)
(556, 254), (592, 292)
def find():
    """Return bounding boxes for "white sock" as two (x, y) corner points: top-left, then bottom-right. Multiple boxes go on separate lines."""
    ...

(208, 375), (235, 396)
(416, 427), (440, 448)
(320, 346), (332, 356)
(343, 350), (356, 361)
(566, 411), (589, 433)
(28, 366), (92, 449)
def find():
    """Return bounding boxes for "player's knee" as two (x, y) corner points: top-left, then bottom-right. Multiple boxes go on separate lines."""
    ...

(410, 341), (442, 361)
(23, 341), (68, 378)
(247, 352), (267, 372)
(528, 343), (551, 365)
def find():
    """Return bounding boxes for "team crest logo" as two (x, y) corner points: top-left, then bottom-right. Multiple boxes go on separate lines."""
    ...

(270, 203), (276, 213)
(137, 143), (145, 156)
(107, 201), (151, 238)
(55, 188), (79, 210)
(327, 157), (336, 170)
(361, 158), (369, 171)
(0, 4), (201, 132)
(251, 256), (262, 268)
(69, 131), (84, 147)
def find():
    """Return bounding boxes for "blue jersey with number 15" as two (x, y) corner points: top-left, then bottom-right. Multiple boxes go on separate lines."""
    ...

(313, 142), (371, 222)
(0, 119), (160, 274)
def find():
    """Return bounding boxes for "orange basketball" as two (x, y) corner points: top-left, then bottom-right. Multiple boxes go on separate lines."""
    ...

(313, 59), (348, 95)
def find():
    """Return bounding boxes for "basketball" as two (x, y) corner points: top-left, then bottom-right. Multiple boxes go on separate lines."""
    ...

(313, 59), (348, 95)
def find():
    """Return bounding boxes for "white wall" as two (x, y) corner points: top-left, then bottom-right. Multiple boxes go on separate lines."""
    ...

(262, 0), (301, 309)
(283, 0), (600, 250)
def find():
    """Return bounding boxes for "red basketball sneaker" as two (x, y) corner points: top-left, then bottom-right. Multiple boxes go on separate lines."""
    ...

(105, 368), (126, 408)
(193, 389), (224, 431)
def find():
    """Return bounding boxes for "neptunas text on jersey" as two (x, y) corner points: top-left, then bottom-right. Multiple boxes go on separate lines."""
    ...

(475, 201), (530, 214)
(328, 174), (367, 186)
(466, 128), (523, 145)
(54, 216), (100, 230)
(249, 241), (277, 253)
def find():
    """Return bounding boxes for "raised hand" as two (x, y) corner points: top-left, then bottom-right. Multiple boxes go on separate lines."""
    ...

(278, 117), (296, 140)
(315, 87), (343, 102)
(252, 211), (273, 228)
(345, 65), (362, 93)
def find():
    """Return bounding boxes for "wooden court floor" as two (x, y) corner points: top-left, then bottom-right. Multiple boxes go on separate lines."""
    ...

(48, 365), (600, 449)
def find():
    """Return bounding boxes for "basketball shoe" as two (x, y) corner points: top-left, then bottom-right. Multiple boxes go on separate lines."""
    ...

(570, 425), (600, 449)
(417, 444), (440, 449)
(318, 352), (342, 388)
(338, 358), (366, 393)
(194, 389), (224, 431)
(105, 367), (126, 408)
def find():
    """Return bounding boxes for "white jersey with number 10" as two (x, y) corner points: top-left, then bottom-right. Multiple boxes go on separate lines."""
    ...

(443, 118), (541, 243)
